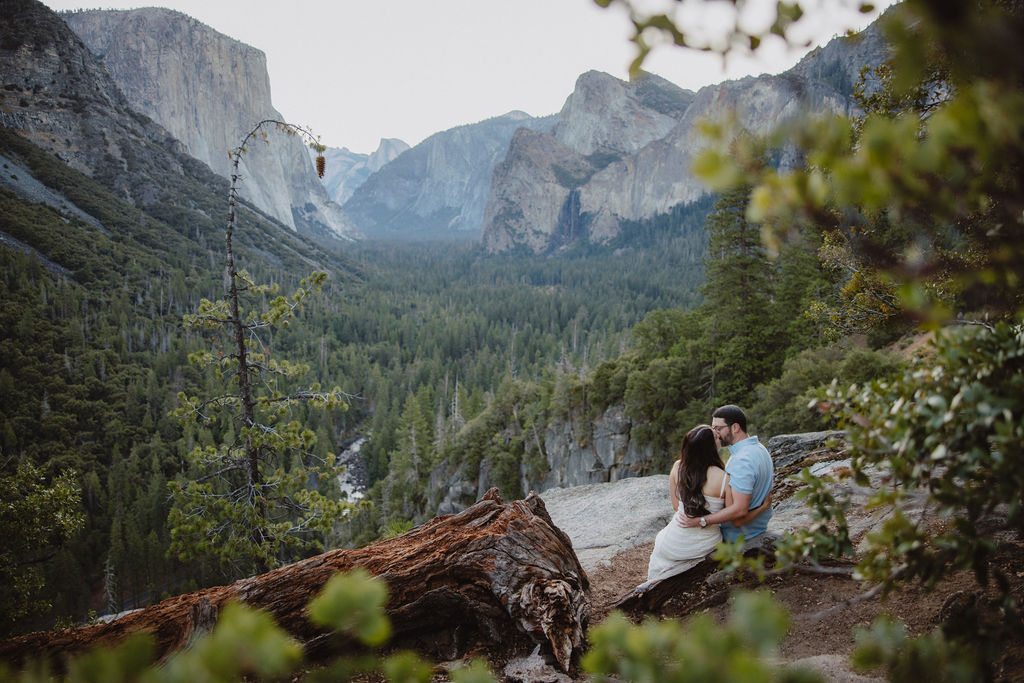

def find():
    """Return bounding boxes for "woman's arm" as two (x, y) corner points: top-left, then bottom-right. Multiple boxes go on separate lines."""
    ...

(733, 490), (773, 527)
(669, 461), (680, 512)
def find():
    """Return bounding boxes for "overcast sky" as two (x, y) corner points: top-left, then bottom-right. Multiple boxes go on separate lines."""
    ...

(42, 0), (891, 154)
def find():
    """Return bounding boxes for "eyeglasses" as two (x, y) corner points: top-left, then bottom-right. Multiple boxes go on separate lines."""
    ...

(711, 424), (731, 433)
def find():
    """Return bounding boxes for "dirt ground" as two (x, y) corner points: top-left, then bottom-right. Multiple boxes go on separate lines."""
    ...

(585, 537), (1024, 681)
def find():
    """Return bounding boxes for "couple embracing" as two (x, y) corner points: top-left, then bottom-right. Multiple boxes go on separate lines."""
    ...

(645, 405), (774, 585)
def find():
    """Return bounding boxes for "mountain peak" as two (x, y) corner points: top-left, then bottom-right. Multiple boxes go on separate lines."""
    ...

(552, 68), (692, 158)
(61, 7), (357, 242)
(481, 19), (889, 253)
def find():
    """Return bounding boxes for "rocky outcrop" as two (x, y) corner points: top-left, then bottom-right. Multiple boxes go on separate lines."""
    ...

(482, 71), (696, 253)
(537, 405), (656, 491)
(428, 412), (854, 547)
(482, 26), (889, 253)
(540, 429), (851, 572)
(0, 0), (156, 184)
(481, 128), (593, 253)
(542, 475), (672, 571)
(551, 70), (693, 158)
(429, 404), (659, 517)
(61, 8), (358, 243)
(344, 111), (555, 240)
(318, 138), (409, 204)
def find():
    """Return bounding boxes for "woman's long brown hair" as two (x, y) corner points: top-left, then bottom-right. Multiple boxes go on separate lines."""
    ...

(677, 425), (725, 517)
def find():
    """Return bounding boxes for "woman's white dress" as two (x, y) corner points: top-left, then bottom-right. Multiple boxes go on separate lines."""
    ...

(644, 476), (726, 584)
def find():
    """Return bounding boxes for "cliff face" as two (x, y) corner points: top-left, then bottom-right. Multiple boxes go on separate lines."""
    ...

(431, 404), (656, 516)
(481, 71), (697, 253)
(482, 27), (888, 253)
(343, 111), (555, 240)
(319, 138), (409, 204)
(0, 0), (347, 275)
(61, 8), (358, 243)
(551, 70), (694, 158)
(0, 0), (191, 201)
(481, 127), (594, 253)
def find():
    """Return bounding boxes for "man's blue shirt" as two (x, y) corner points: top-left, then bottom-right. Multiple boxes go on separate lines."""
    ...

(721, 436), (773, 542)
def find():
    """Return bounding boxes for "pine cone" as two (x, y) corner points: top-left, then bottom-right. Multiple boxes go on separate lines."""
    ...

(316, 154), (326, 179)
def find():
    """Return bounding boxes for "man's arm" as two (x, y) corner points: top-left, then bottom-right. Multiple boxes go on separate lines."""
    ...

(733, 490), (772, 527)
(677, 488), (751, 528)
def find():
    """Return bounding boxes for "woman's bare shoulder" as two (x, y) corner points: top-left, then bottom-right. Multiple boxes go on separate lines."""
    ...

(703, 465), (726, 493)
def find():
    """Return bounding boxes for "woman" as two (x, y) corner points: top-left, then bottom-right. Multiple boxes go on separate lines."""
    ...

(644, 424), (771, 584)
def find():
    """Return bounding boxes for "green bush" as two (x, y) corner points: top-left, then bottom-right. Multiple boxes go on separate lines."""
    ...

(583, 591), (821, 683)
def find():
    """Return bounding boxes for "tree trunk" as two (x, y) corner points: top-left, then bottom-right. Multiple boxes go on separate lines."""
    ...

(612, 555), (720, 614)
(613, 535), (777, 614)
(1, 489), (590, 673)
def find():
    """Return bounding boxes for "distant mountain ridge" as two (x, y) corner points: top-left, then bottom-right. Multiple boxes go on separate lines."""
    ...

(334, 24), (885, 251)
(37, 2), (889, 251)
(319, 138), (409, 204)
(342, 110), (556, 240)
(482, 70), (698, 253)
(481, 27), (889, 253)
(60, 7), (359, 243)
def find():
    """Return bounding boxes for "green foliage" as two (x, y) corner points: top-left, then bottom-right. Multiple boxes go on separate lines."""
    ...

(693, 2), (1024, 325)
(0, 462), (84, 634)
(583, 591), (820, 682)
(851, 615), (980, 682)
(580, 184), (830, 455)
(595, 0), (850, 78)
(381, 518), (415, 540)
(773, 466), (854, 568)
(307, 568), (391, 646)
(824, 323), (1024, 593)
(623, 355), (702, 453)
(0, 580), (843, 683)
(750, 344), (904, 435)
(588, 355), (641, 410)
(631, 309), (699, 361)
(63, 633), (156, 683)
(160, 601), (303, 682)
(1, 120), (353, 628)
(805, 228), (907, 341)
(168, 121), (350, 578)
(447, 658), (498, 683)
(700, 186), (827, 405)
(591, 0), (1024, 677)
(600, 194), (716, 253)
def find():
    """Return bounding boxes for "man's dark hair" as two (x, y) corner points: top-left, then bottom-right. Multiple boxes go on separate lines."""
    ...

(712, 404), (747, 432)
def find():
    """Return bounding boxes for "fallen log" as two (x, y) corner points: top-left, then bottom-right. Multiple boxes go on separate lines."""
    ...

(0, 488), (590, 673)
(613, 534), (777, 614)
(612, 555), (720, 614)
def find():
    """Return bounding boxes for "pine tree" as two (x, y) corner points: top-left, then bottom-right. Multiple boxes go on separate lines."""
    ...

(168, 121), (348, 578)
(700, 186), (782, 404)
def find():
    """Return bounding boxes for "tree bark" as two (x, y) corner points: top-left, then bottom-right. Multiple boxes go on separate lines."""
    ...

(613, 535), (777, 614)
(612, 555), (720, 614)
(1, 489), (590, 673)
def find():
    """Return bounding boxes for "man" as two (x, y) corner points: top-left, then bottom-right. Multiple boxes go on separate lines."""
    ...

(677, 405), (773, 541)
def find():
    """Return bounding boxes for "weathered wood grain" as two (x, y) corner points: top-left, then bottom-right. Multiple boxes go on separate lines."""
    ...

(1, 488), (589, 673)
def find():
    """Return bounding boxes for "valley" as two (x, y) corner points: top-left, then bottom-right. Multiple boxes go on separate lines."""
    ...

(2, 1), (1023, 680)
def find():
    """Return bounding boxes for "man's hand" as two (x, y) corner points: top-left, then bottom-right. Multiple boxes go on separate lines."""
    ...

(676, 510), (700, 528)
